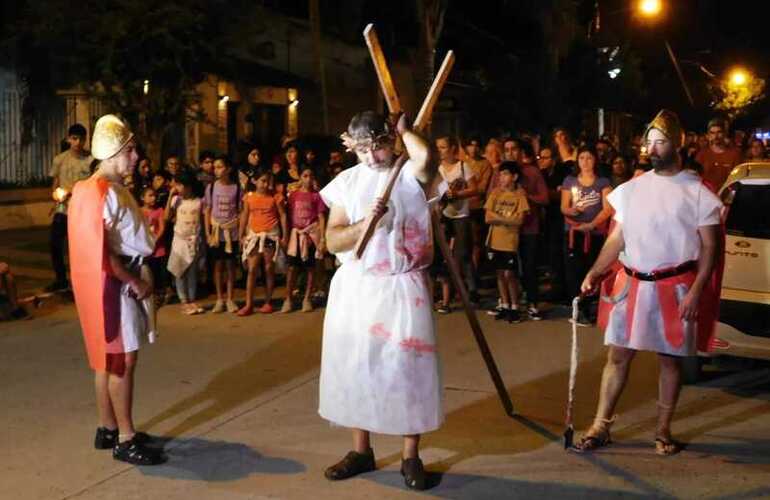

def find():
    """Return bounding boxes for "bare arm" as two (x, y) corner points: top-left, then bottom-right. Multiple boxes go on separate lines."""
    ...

(679, 224), (719, 321)
(560, 188), (581, 218)
(108, 253), (151, 299)
(278, 202), (288, 246)
(581, 221), (625, 293)
(326, 203), (366, 254)
(238, 202), (248, 240)
(317, 211), (327, 253)
(400, 116), (433, 186)
(449, 175), (478, 200)
(586, 186), (613, 229)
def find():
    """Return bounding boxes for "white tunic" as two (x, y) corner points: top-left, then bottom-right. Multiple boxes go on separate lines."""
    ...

(103, 183), (156, 353)
(318, 161), (443, 435)
(603, 170), (722, 355)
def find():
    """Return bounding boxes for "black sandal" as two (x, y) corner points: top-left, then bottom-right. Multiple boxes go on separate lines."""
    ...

(113, 437), (166, 465)
(324, 449), (376, 480)
(401, 457), (427, 490)
(95, 428), (151, 450)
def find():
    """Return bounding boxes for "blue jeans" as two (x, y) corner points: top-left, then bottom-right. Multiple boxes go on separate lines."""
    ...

(175, 259), (198, 303)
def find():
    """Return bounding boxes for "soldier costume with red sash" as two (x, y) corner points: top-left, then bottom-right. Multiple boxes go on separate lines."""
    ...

(597, 111), (724, 357)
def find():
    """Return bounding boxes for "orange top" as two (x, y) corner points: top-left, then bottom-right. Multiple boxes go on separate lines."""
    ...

(244, 192), (283, 233)
(68, 176), (125, 374)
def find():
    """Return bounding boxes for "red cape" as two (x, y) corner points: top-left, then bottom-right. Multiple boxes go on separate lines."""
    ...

(68, 177), (125, 374)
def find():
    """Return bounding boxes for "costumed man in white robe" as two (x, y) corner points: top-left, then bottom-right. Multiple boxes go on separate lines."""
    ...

(576, 110), (723, 455)
(68, 114), (165, 465)
(319, 111), (440, 490)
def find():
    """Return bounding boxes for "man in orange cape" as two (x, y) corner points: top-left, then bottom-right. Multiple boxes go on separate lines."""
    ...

(573, 110), (723, 456)
(68, 114), (165, 465)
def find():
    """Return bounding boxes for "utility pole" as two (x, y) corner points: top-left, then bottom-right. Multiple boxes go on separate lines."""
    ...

(309, 0), (329, 133)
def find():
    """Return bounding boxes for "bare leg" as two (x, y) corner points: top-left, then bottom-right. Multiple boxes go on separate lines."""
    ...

(95, 371), (117, 429)
(285, 266), (296, 301)
(109, 352), (138, 441)
(353, 428), (371, 453)
(402, 434), (420, 459)
(582, 346), (636, 444)
(304, 269), (315, 302)
(656, 353), (682, 449)
(263, 247), (275, 303)
(225, 260), (235, 301)
(496, 270), (509, 306)
(214, 260), (224, 300)
(505, 271), (520, 307)
(244, 257), (257, 309)
(441, 279), (451, 307)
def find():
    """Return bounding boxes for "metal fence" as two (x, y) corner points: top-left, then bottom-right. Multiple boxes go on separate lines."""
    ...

(0, 89), (71, 184)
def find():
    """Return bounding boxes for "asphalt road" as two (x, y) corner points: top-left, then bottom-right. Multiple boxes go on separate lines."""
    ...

(2, 227), (770, 499)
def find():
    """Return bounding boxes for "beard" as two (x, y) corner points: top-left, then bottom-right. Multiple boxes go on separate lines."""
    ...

(649, 150), (677, 172)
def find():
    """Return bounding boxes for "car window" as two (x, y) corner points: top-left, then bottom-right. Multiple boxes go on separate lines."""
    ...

(725, 183), (770, 239)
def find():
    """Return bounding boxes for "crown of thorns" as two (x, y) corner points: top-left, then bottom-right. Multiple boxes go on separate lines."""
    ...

(340, 124), (395, 153)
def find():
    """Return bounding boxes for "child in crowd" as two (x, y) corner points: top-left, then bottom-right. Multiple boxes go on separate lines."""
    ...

(205, 156), (241, 313)
(0, 261), (28, 320)
(239, 168), (288, 315)
(484, 161), (529, 322)
(281, 166), (326, 313)
(140, 187), (168, 304)
(166, 172), (205, 315)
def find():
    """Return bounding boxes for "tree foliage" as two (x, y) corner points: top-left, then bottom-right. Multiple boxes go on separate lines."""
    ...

(3, 0), (267, 159)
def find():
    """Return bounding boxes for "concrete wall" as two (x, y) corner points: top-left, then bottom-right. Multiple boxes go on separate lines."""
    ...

(0, 188), (53, 230)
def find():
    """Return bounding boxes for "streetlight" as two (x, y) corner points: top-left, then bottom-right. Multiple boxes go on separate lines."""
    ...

(728, 68), (749, 88)
(638, 0), (662, 18)
(634, 0), (694, 106)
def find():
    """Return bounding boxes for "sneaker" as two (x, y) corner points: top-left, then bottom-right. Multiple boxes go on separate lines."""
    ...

(94, 427), (118, 449)
(401, 457), (428, 490)
(324, 448), (376, 480)
(527, 305), (543, 321)
(113, 437), (166, 465)
(507, 308), (522, 324)
(301, 298), (313, 312)
(436, 303), (450, 314)
(493, 308), (509, 321)
(487, 303), (504, 316)
(236, 305), (254, 316)
(279, 299), (292, 313)
(212, 300), (225, 313)
(226, 300), (239, 313)
(258, 302), (274, 314)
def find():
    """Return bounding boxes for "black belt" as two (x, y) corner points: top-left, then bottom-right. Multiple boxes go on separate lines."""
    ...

(623, 260), (696, 281)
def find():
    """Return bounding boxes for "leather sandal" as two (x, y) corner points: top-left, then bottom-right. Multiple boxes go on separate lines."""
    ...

(324, 449), (375, 480)
(655, 437), (684, 456)
(401, 457), (427, 490)
(113, 436), (166, 465)
(572, 415), (616, 453)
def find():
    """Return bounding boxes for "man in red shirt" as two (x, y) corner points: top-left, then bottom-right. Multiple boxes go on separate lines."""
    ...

(695, 118), (742, 192)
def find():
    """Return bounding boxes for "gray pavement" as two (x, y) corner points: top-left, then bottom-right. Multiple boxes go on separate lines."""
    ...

(2, 231), (770, 499)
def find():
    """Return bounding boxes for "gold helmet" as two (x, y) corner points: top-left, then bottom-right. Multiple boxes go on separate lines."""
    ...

(644, 109), (684, 149)
(92, 114), (134, 160)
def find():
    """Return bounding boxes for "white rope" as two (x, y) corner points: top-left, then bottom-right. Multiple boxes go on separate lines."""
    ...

(566, 296), (580, 427)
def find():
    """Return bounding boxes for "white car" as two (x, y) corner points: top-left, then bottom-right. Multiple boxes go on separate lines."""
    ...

(683, 161), (770, 382)
(711, 161), (770, 359)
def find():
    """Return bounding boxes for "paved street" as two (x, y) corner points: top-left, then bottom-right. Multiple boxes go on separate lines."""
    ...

(2, 228), (770, 500)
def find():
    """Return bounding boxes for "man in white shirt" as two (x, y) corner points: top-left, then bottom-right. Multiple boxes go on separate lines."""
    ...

(575, 110), (722, 456)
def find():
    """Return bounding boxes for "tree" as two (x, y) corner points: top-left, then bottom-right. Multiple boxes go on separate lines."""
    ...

(711, 73), (766, 121)
(3, 0), (267, 164)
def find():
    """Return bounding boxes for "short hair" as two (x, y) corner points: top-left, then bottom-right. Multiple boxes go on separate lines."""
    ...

(518, 140), (535, 160)
(498, 161), (521, 178)
(254, 166), (273, 181)
(199, 150), (215, 162)
(576, 143), (598, 160)
(436, 135), (459, 149)
(174, 170), (196, 187)
(463, 134), (483, 147)
(707, 118), (727, 132)
(153, 170), (170, 181)
(68, 123), (87, 138)
(214, 154), (231, 167)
